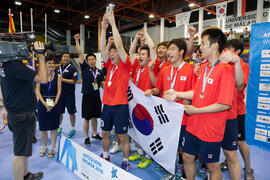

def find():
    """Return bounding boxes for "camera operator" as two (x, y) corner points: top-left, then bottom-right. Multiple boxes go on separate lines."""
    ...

(0, 41), (47, 180)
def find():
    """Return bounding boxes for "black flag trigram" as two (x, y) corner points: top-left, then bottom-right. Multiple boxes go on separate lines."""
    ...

(128, 118), (133, 129)
(150, 137), (163, 155)
(127, 86), (133, 102)
(154, 104), (169, 124)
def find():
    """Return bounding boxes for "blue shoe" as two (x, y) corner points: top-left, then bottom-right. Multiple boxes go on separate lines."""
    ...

(197, 167), (208, 177)
(57, 127), (62, 136)
(155, 163), (164, 171)
(175, 164), (183, 178)
(121, 161), (131, 171)
(67, 129), (76, 138)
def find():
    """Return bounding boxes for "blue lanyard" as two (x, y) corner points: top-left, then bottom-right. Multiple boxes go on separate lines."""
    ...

(47, 72), (54, 98)
(160, 60), (166, 68)
(201, 60), (220, 94)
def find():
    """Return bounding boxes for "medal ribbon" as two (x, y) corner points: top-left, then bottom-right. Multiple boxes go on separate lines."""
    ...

(201, 60), (220, 95)
(170, 61), (185, 89)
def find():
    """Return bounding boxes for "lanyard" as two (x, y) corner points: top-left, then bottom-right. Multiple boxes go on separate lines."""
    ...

(108, 65), (118, 84)
(135, 67), (144, 85)
(170, 62), (185, 89)
(159, 60), (166, 68)
(90, 68), (98, 82)
(60, 64), (71, 75)
(47, 72), (54, 98)
(201, 60), (220, 94)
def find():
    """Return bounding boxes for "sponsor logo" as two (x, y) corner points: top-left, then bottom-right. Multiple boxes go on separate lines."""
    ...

(261, 64), (270, 70)
(259, 83), (270, 91)
(257, 115), (270, 124)
(257, 103), (270, 110)
(255, 128), (267, 135)
(260, 71), (270, 77)
(182, 137), (185, 147)
(111, 167), (118, 178)
(255, 134), (267, 142)
(258, 97), (270, 104)
(100, 120), (104, 127)
(262, 50), (270, 58)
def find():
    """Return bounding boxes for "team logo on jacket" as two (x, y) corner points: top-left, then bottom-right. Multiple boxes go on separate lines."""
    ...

(180, 76), (186, 81)
(208, 78), (213, 84)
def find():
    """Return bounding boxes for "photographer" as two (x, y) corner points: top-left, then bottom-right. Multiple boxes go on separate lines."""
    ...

(0, 41), (47, 180)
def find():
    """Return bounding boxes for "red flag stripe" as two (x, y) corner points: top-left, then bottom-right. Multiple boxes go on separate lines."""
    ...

(241, 0), (246, 16)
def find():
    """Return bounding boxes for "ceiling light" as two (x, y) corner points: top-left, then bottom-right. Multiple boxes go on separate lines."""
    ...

(149, 14), (155, 18)
(54, 9), (60, 13)
(108, 3), (115, 7)
(189, 3), (195, 8)
(84, 15), (90, 19)
(15, 0), (22, 6)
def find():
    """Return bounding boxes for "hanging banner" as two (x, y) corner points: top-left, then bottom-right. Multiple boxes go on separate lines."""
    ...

(216, 2), (227, 20)
(246, 22), (270, 151)
(127, 81), (184, 174)
(237, 0), (246, 17)
(57, 135), (141, 180)
(175, 11), (191, 27)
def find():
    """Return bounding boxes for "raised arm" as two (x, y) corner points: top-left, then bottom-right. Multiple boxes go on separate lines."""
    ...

(220, 51), (244, 87)
(106, 36), (114, 55)
(129, 31), (143, 64)
(186, 26), (196, 58)
(105, 13), (128, 63)
(100, 16), (109, 63)
(34, 41), (48, 84)
(143, 28), (157, 61)
(148, 60), (157, 87)
(74, 33), (84, 64)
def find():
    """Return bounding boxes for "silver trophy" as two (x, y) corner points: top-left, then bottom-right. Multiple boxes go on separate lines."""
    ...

(106, 3), (115, 15)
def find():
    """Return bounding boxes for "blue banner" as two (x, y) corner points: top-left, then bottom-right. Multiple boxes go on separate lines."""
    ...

(246, 22), (270, 151)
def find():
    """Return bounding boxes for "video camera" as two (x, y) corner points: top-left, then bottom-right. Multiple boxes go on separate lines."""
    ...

(0, 31), (56, 63)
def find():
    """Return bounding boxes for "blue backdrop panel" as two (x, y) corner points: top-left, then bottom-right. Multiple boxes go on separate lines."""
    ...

(246, 22), (270, 151)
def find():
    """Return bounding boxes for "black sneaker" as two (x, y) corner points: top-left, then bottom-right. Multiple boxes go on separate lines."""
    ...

(92, 134), (102, 140)
(220, 160), (228, 171)
(24, 171), (43, 180)
(84, 137), (90, 146)
(32, 136), (37, 144)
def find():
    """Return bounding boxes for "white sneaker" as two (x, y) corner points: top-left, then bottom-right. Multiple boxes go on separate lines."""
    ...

(110, 142), (121, 154)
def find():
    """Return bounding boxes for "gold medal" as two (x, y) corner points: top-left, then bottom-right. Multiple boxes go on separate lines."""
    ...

(108, 81), (112, 87)
(200, 92), (205, 99)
